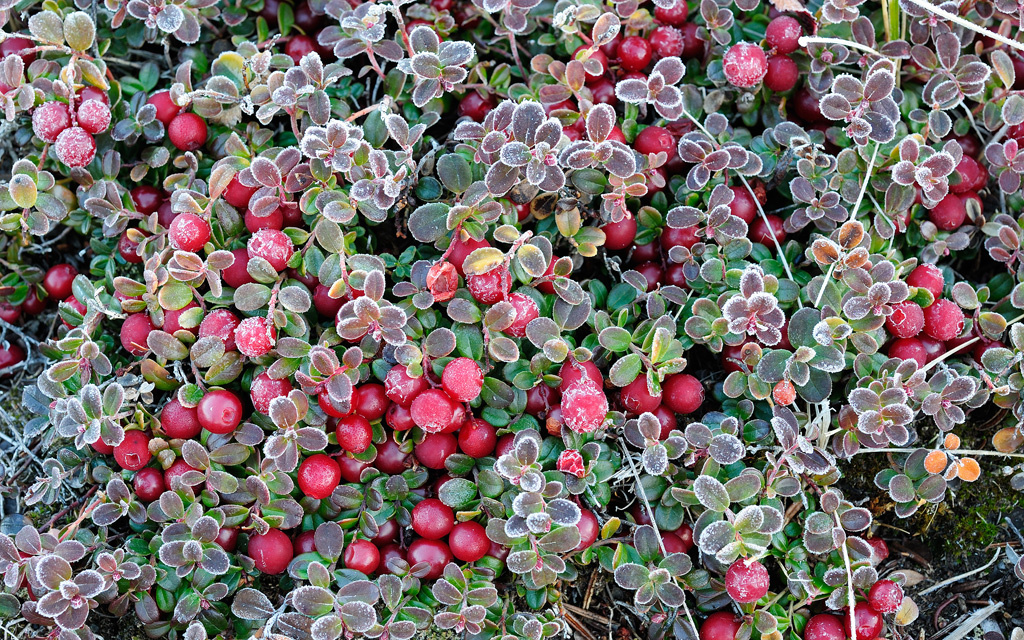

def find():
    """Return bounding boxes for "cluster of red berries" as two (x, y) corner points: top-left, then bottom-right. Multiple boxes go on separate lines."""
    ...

(721, 16), (805, 92)
(146, 90), (209, 151)
(31, 88), (112, 167)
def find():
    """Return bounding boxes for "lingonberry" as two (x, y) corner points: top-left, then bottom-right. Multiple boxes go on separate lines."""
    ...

(526, 384), (560, 415)
(77, 100), (110, 134)
(887, 337), (927, 367)
(442, 357), (483, 402)
(415, 432), (458, 469)
(118, 229), (145, 263)
(157, 201), (177, 228)
(634, 125), (677, 162)
(0, 302), (20, 324)
(337, 454), (370, 483)
(199, 309), (240, 351)
(376, 543), (406, 575)
(22, 289), (45, 315)
(385, 365), (429, 407)
(773, 380), (797, 405)
(133, 467), (166, 502)
(845, 601), (884, 640)
(32, 102), (71, 143)
(467, 266), (512, 304)
(602, 216), (638, 251)
(749, 214), (786, 247)
(168, 112), (208, 151)
(235, 316), (276, 357)
(929, 193), (967, 230)
(576, 508), (600, 550)
(865, 536), (889, 563)
(61, 295), (86, 326)
(164, 458), (197, 488)
(0, 36), (35, 63)
(343, 539), (381, 574)
(885, 301), (925, 338)
(557, 448), (585, 477)
(868, 579), (904, 613)
(297, 453), (341, 499)
(223, 248), (254, 289)
(793, 88), (824, 122)
(458, 92), (497, 122)
(169, 213), (211, 252)
(245, 208), (284, 233)
(285, 35), (316, 64)
(197, 389), (243, 434)
(907, 263), (944, 299)
(375, 435), (412, 474)
(160, 397), (202, 440)
(114, 430), (152, 471)
(386, 402), (415, 431)
(654, 0), (688, 25)
(652, 404), (677, 439)
(91, 438), (114, 455)
(952, 156), (982, 194)
(76, 86), (109, 107)
(661, 225), (700, 251)
(574, 45), (608, 82)
(620, 375), (662, 413)
(458, 418), (497, 457)
(765, 54), (799, 92)
(371, 519), (399, 545)
(725, 557), (770, 603)
(589, 77), (617, 106)
(250, 371), (293, 414)
(248, 529), (293, 575)
(631, 240), (660, 264)
(147, 90), (180, 126)
(160, 301), (198, 336)
(43, 264), (78, 300)
(352, 384), (389, 421)
(558, 358), (603, 391)
(766, 16), (802, 54)
(410, 388), (459, 433)
(723, 43), (768, 87)
(412, 498), (454, 539)
(407, 539), (452, 580)
(649, 26), (684, 58)
(449, 521), (490, 562)
(54, 127), (96, 167)
(728, 186), (758, 223)
(293, 530), (316, 555)
(336, 413), (373, 453)
(635, 262), (663, 291)
(803, 614), (846, 640)
(313, 284), (343, 318)
(673, 523), (694, 551)
(506, 292), (539, 337)
(248, 229), (294, 271)
(617, 36), (653, 71)
(678, 21), (704, 59)
(120, 313), (154, 356)
(699, 611), (742, 640)
(224, 175), (259, 210)
(562, 376), (609, 433)
(215, 527), (239, 553)
(923, 299), (964, 341)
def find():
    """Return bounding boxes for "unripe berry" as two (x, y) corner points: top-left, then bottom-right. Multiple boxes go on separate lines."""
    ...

(54, 127), (96, 167)
(167, 112), (208, 151)
(168, 213), (211, 252)
(32, 102), (72, 143)
(723, 43), (768, 88)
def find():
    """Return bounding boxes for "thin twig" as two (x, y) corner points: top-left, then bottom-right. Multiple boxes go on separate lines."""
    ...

(918, 548), (1001, 596)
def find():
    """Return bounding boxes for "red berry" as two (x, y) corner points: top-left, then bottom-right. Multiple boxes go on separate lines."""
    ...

(699, 611), (742, 640)
(766, 16), (802, 54)
(887, 337), (927, 367)
(442, 357), (483, 402)
(215, 527), (239, 552)
(167, 112), (208, 151)
(160, 397), (202, 440)
(371, 519), (399, 545)
(765, 54), (799, 92)
(318, 391), (347, 418)
(655, 0), (688, 25)
(245, 208), (284, 233)
(54, 127), (96, 167)
(133, 467), (165, 502)
(558, 358), (603, 391)
(653, 404), (677, 439)
(662, 373), (703, 415)
(634, 125), (677, 162)
(562, 377), (609, 433)
(793, 88), (824, 122)
(673, 523), (694, 551)
(114, 430), (152, 471)
(662, 225), (700, 251)
(415, 432), (458, 469)
(118, 229), (145, 263)
(198, 389), (243, 434)
(120, 313), (154, 356)
(248, 229), (294, 272)
(235, 316), (276, 357)
(577, 508), (600, 550)
(635, 262), (663, 291)
(458, 92), (497, 122)
(406, 539), (452, 579)
(557, 448), (586, 477)
(343, 539), (380, 574)
(1, 36), (35, 64)
(868, 579), (903, 613)
(199, 309), (240, 351)
(929, 193), (966, 230)
(22, 289), (45, 315)
(248, 529), (293, 575)
(620, 375), (662, 413)
(574, 45), (608, 82)
(410, 388), (459, 433)
(313, 284), (343, 318)
(250, 371), (293, 414)
(631, 241), (660, 264)
(76, 86), (110, 107)
(845, 602), (884, 640)
(458, 418), (496, 457)
(495, 433), (515, 458)
(224, 175), (259, 210)
(157, 201), (177, 228)
(725, 558), (770, 603)
(385, 366), (429, 407)
(164, 458), (197, 489)
(679, 22), (704, 59)
(866, 537), (889, 563)
(804, 614), (845, 640)
(147, 91), (181, 126)
(525, 384), (560, 416)
(449, 521), (489, 562)
(91, 438), (114, 455)
(134, 187), (166, 217)
(749, 214), (786, 246)
(377, 543), (407, 575)
(922, 299), (965, 341)
(412, 498), (454, 540)
(467, 266), (512, 305)
(506, 292), (538, 337)
(773, 380), (796, 405)
(618, 36), (653, 72)
(337, 454), (370, 483)
(386, 403), (415, 431)
(77, 100), (111, 134)
(729, 186), (757, 223)
(665, 265), (688, 290)
(649, 26), (684, 58)
(169, 212), (211, 252)
(163, 301), (199, 335)
(885, 301), (925, 338)
(587, 77), (618, 106)
(297, 453), (342, 499)
(723, 43), (768, 88)
(223, 248), (254, 289)
(603, 216), (638, 251)
(0, 302), (20, 324)
(285, 35), (316, 64)
(353, 384), (389, 421)
(448, 235), (490, 277)
(336, 414), (373, 453)
(907, 263), (944, 299)
(952, 156), (982, 194)
(375, 435), (412, 474)
(32, 102), (71, 143)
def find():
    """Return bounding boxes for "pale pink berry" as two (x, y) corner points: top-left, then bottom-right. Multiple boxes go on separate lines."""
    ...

(77, 99), (111, 134)
(32, 102), (72, 143)
(54, 126), (96, 167)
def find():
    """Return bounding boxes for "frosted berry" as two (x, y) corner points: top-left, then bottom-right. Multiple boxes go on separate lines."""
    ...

(922, 299), (964, 341)
(147, 90), (180, 126)
(765, 55), (799, 92)
(618, 36), (653, 72)
(886, 301), (925, 338)
(506, 292), (539, 337)
(343, 539), (380, 574)
(723, 43), (768, 88)
(336, 414), (373, 453)
(169, 213), (211, 252)
(929, 192), (967, 231)
(866, 537), (889, 563)
(654, 0), (688, 25)
(772, 380), (796, 405)
(620, 375), (662, 413)
(804, 614), (845, 640)
(649, 26), (684, 58)
(410, 388), (459, 433)
(32, 102), (71, 143)
(558, 358), (602, 391)
(406, 539), (452, 580)
(467, 266), (512, 304)
(235, 316), (276, 357)
(54, 127), (96, 167)
(426, 260), (459, 302)
(120, 313), (154, 356)
(385, 365), (429, 407)
(167, 112), (208, 151)
(414, 432), (458, 469)
(114, 430), (152, 471)
(442, 357), (483, 402)
(844, 601), (884, 640)
(557, 448), (586, 477)
(198, 389), (243, 434)
(248, 229), (294, 271)
(160, 397), (201, 440)
(868, 579), (903, 613)
(77, 99), (111, 134)
(907, 263), (944, 299)
(297, 453), (341, 499)
(699, 612), (742, 640)
(765, 16), (803, 54)
(662, 373), (703, 414)
(562, 377), (609, 433)
(133, 467), (165, 502)
(248, 529), (293, 575)
(725, 557), (770, 603)
(458, 418), (496, 457)
(603, 216), (638, 251)
(449, 521), (490, 562)
(199, 308), (240, 351)
(412, 498), (454, 539)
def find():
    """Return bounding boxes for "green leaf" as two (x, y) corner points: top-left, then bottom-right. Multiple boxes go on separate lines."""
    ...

(608, 353), (642, 387)
(139, 62), (159, 91)
(438, 478), (478, 508)
(407, 202), (451, 243)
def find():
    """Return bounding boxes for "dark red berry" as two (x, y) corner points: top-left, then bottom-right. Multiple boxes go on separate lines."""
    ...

(215, 527), (239, 552)
(415, 432), (458, 469)
(248, 529), (293, 575)
(929, 193), (966, 230)
(662, 373), (703, 414)
(766, 16), (802, 54)
(661, 225), (700, 251)
(375, 435), (411, 474)
(353, 383), (389, 421)
(458, 92), (496, 122)
(114, 430), (152, 471)
(635, 262), (663, 291)
(285, 35), (316, 64)
(199, 309), (240, 351)
(133, 467), (166, 502)
(406, 539), (452, 580)
(887, 337), (927, 367)
(634, 125), (677, 162)
(449, 521), (489, 562)
(577, 508), (600, 550)
(223, 249), (254, 289)
(765, 54), (799, 92)
(603, 216), (638, 251)
(749, 214), (786, 247)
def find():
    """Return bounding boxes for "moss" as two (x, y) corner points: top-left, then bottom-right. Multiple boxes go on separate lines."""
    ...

(414, 628), (460, 640)
(923, 470), (1015, 558)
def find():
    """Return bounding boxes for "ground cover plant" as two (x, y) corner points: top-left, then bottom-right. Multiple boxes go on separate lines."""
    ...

(0, 0), (1024, 638)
